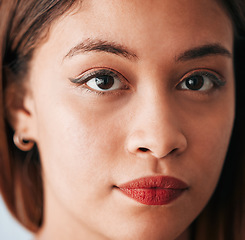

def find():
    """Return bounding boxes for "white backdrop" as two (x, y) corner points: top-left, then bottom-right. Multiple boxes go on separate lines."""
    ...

(0, 196), (33, 240)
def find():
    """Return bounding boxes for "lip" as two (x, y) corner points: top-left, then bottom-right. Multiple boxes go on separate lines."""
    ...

(116, 176), (188, 205)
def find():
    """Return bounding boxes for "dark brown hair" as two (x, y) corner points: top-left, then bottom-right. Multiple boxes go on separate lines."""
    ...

(0, 0), (244, 238)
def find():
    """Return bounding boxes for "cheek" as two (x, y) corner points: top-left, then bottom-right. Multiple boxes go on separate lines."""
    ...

(183, 97), (235, 210)
(34, 89), (126, 203)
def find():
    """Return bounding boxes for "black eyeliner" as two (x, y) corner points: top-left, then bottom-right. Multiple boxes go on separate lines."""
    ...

(69, 69), (118, 84)
(199, 71), (226, 87)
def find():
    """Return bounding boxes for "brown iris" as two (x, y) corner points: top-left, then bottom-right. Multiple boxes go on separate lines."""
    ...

(185, 75), (204, 90)
(95, 75), (114, 90)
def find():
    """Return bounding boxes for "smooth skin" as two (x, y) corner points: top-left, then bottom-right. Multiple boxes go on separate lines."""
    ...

(10, 0), (234, 239)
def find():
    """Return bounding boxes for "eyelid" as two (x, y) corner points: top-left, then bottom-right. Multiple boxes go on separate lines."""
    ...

(69, 68), (126, 85)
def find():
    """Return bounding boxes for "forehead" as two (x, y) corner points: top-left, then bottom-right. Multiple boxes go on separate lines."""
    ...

(33, 0), (233, 64)
(70, 0), (232, 34)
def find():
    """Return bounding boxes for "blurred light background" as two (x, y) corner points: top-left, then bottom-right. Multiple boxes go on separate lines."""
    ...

(0, 196), (33, 240)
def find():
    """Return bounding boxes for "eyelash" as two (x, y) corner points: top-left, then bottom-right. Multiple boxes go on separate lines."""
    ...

(70, 68), (129, 96)
(69, 68), (225, 96)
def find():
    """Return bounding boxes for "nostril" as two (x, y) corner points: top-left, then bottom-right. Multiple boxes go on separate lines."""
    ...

(138, 147), (179, 157)
(139, 147), (149, 152)
(170, 148), (178, 154)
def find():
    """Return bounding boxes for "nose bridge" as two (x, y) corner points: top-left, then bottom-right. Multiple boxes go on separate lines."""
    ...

(140, 87), (178, 138)
(126, 85), (187, 159)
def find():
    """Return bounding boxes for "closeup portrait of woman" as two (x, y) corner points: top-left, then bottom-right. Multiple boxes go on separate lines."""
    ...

(0, 0), (245, 239)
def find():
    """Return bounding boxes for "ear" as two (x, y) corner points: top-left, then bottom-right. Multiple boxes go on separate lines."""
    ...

(4, 80), (38, 142)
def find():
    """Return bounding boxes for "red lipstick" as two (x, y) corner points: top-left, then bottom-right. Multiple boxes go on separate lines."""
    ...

(117, 176), (188, 205)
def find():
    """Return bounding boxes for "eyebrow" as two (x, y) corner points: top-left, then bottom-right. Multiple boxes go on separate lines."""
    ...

(64, 38), (138, 60)
(176, 43), (232, 61)
(64, 40), (232, 63)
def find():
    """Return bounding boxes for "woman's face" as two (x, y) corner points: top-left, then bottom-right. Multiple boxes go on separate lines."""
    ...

(24, 0), (234, 239)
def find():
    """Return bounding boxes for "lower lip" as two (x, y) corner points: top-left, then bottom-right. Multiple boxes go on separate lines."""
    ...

(118, 188), (186, 205)
(117, 176), (188, 205)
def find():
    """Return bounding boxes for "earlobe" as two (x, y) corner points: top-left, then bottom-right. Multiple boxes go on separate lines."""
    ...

(4, 80), (38, 145)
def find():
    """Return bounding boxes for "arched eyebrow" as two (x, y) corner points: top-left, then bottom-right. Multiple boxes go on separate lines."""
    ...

(176, 43), (232, 62)
(64, 39), (231, 63)
(64, 38), (138, 60)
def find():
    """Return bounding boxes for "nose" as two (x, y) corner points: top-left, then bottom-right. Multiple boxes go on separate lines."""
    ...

(126, 90), (187, 159)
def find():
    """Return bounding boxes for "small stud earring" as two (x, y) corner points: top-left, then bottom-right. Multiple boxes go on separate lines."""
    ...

(13, 133), (34, 151)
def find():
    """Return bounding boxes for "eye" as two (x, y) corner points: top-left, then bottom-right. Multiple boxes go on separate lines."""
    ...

(177, 71), (225, 92)
(70, 68), (128, 93)
(86, 73), (122, 91)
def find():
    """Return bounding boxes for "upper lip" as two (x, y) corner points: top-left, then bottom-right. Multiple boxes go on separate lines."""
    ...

(117, 175), (188, 190)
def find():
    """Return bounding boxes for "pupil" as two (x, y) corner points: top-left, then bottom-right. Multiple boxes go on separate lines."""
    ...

(186, 76), (204, 90)
(95, 75), (114, 90)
